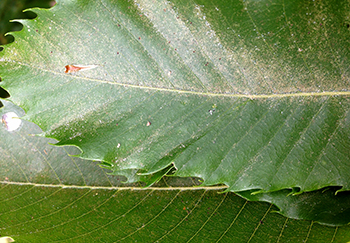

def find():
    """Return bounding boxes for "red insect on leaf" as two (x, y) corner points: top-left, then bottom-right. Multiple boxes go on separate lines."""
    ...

(65, 64), (98, 73)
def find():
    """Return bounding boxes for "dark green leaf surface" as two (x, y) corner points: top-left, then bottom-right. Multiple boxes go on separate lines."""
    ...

(1, 104), (350, 242)
(1, 101), (350, 240)
(0, 0), (54, 45)
(1, 185), (350, 243)
(238, 188), (350, 227)
(0, 0), (350, 218)
(1, 101), (350, 243)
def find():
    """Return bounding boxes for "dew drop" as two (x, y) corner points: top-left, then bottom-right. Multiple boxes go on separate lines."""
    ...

(2, 112), (22, 132)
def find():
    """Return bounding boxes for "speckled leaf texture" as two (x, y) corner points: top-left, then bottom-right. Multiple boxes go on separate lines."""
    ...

(0, 0), (350, 229)
(1, 102), (350, 242)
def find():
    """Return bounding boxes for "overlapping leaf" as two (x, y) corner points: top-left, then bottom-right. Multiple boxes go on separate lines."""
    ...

(0, 0), (349, 209)
(1, 102), (350, 241)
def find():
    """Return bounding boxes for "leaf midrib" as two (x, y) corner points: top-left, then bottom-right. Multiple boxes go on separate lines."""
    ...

(3, 60), (350, 99)
(0, 181), (228, 191)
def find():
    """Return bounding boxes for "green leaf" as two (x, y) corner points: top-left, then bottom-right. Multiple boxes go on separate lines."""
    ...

(238, 188), (350, 227)
(0, 101), (127, 187)
(0, 0), (350, 224)
(2, 185), (350, 243)
(0, 106), (349, 240)
(0, 0), (54, 45)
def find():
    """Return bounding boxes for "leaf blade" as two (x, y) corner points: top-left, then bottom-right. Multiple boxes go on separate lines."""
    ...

(1, 0), (349, 195)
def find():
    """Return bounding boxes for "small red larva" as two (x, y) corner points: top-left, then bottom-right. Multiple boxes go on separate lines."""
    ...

(65, 64), (98, 73)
